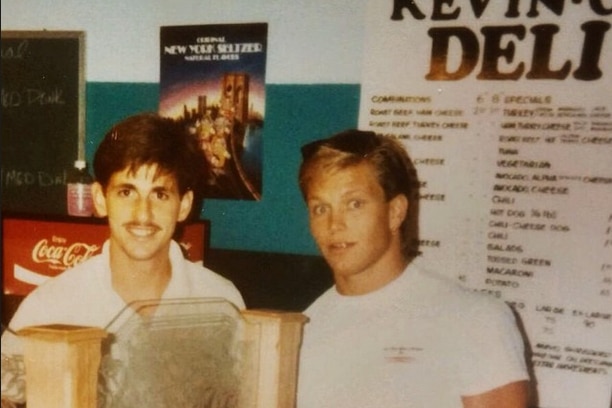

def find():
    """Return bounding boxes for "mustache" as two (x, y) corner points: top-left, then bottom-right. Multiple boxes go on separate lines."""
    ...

(122, 221), (161, 230)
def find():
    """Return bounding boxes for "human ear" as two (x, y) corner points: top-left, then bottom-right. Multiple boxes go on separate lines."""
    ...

(91, 182), (108, 217)
(389, 194), (408, 232)
(177, 190), (194, 222)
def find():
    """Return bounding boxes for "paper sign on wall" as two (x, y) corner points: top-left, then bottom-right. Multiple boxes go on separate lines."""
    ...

(359, 2), (611, 407)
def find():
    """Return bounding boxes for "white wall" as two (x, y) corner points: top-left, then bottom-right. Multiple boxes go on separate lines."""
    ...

(1, 0), (367, 84)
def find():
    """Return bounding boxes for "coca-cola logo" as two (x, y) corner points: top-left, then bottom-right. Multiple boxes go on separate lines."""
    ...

(32, 239), (101, 270)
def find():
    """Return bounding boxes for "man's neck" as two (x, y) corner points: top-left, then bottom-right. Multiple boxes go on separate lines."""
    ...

(336, 250), (408, 296)
(110, 253), (173, 312)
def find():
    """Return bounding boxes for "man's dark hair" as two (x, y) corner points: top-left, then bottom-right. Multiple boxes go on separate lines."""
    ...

(93, 112), (208, 218)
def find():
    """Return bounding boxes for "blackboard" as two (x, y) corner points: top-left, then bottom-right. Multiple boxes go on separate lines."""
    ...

(1, 31), (85, 215)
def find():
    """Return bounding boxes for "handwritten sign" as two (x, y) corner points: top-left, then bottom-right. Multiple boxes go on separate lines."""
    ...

(1, 31), (85, 215)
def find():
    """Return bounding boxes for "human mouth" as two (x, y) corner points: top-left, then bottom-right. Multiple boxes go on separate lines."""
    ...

(329, 241), (353, 251)
(125, 223), (159, 238)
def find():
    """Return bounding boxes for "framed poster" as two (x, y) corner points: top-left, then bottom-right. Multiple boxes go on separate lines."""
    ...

(160, 23), (268, 201)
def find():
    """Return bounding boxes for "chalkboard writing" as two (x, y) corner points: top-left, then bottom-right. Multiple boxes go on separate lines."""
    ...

(1, 31), (85, 215)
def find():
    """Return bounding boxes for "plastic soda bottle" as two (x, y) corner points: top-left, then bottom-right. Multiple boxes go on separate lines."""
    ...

(66, 160), (94, 217)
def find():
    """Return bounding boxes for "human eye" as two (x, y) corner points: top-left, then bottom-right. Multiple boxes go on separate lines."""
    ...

(116, 188), (133, 198)
(153, 189), (170, 201)
(347, 198), (365, 210)
(309, 203), (327, 216)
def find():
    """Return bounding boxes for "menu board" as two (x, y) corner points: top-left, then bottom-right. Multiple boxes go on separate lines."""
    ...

(358, 3), (611, 408)
(1, 31), (85, 215)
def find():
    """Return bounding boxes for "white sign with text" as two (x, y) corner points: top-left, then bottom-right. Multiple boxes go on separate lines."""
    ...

(359, 2), (612, 407)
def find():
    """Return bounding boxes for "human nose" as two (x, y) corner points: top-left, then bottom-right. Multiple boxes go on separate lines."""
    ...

(328, 208), (346, 232)
(133, 196), (152, 223)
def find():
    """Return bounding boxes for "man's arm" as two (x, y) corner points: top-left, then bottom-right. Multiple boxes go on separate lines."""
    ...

(461, 380), (529, 408)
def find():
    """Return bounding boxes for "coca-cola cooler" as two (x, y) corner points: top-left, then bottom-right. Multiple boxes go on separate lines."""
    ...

(1, 212), (208, 325)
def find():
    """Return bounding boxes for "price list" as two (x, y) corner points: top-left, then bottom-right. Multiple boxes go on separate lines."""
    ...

(359, 2), (612, 404)
(360, 90), (611, 407)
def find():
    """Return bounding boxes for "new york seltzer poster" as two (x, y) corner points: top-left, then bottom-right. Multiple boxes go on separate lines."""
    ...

(359, 2), (611, 408)
(160, 23), (267, 200)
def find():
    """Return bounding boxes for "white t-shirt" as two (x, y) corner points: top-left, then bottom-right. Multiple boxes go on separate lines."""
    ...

(1, 240), (245, 403)
(2, 240), (245, 355)
(297, 260), (529, 408)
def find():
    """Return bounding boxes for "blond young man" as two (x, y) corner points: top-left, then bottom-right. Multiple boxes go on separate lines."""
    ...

(296, 129), (529, 408)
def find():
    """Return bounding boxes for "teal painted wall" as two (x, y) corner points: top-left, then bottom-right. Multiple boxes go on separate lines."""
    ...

(85, 83), (360, 255)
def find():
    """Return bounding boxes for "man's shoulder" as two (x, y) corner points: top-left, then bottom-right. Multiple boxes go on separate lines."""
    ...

(385, 261), (511, 323)
(170, 253), (245, 308)
(6, 253), (110, 332)
(31, 253), (106, 294)
(303, 285), (338, 315)
(181, 261), (233, 285)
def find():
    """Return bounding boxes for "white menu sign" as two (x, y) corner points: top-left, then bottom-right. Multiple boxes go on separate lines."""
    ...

(359, 2), (611, 407)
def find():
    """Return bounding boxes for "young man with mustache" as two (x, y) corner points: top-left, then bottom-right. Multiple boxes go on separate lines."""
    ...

(1, 112), (244, 405)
